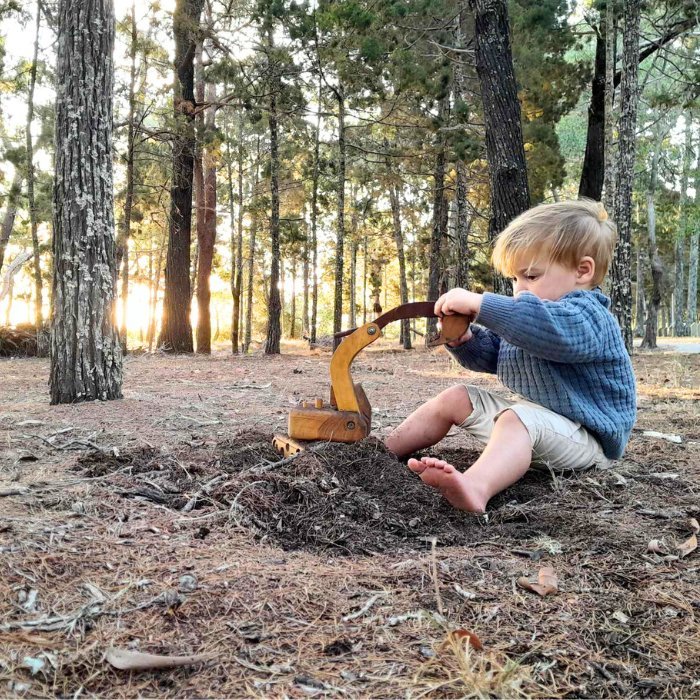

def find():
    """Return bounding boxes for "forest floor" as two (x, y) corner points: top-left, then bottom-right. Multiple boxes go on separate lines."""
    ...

(1, 341), (699, 698)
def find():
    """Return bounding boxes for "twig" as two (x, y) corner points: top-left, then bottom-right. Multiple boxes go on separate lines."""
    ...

(430, 538), (444, 615)
(181, 474), (228, 513)
(342, 592), (387, 622)
(248, 442), (330, 475)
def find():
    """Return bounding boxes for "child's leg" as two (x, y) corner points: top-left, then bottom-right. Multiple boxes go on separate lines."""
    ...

(385, 385), (473, 457)
(408, 409), (531, 513)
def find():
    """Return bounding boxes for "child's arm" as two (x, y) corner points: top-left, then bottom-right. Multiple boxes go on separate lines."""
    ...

(476, 291), (606, 363)
(446, 325), (501, 374)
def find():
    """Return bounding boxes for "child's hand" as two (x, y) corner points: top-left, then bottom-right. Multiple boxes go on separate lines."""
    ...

(434, 288), (483, 319)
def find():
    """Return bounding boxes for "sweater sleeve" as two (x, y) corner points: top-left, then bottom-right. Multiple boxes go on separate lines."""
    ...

(475, 291), (605, 363)
(446, 324), (501, 374)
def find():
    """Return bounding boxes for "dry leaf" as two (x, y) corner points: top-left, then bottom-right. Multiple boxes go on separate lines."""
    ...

(689, 518), (699, 534)
(647, 539), (666, 554)
(105, 648), (213, 671)
(517, 566), (558, 596)
(677, 534), (697, 559)
(449, 629), (483, 650)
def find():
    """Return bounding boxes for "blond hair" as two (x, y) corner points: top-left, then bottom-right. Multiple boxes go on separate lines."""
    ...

(492, 199), (617, 287)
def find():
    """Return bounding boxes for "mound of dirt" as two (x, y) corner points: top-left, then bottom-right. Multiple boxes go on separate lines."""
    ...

(77, 430), (555, 554)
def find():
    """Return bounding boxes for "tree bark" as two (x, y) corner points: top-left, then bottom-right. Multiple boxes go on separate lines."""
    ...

(232, 112), (244, 352)
(426, 95), (448, 340)
(603, 0), (617, 213)
(27, 0), (44, 333)
(610, 0), (641, 352)
(158, 0), (203, 352)
(196, 75), (216, 353)
(332, 86), (346, 350)
(243, 140), (260, 354)
(51, 0), (122, 403)
(640, 121), (666, 350)
(349, 236), (357, 330)
(455, 159), (471, 288)
(362, 234), (368, 324)
(634, 247), (645, 337)
(0, 171), (22, 275)
(115, 0), (137, 352)
(468, 0), (530, 296)
(687, 140), (699, 325)
(309, 81), (322, 344)
(389, 184), (412, 349)
(264, 22), (282, 354)
(578, 24), (606, 200)
(290, 258), (297, 338)
(673, 117), (692, 336)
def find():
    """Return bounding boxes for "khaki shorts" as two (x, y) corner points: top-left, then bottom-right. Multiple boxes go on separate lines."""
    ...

(459, 385), (610, 472)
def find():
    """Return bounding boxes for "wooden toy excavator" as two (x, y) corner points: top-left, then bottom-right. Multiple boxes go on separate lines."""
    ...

(273, 301), (472, 456)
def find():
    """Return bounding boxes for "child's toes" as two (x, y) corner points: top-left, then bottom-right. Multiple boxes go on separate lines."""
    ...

(407, 458), (428, 475)
(422, 457), (443, 469)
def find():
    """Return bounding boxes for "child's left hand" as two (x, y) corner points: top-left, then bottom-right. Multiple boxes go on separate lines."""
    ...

(434, 288), (483, 318)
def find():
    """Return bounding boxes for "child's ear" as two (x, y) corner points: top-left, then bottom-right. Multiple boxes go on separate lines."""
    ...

(576, 256), (596, 285)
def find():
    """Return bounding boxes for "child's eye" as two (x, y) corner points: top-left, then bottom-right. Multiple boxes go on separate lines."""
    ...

(526, 275), (539, 281)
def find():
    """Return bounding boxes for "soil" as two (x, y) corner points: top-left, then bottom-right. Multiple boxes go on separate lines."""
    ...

(1, 341), (699, 698)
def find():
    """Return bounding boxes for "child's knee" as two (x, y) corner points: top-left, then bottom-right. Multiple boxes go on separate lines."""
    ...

(433, 385), (473, 425)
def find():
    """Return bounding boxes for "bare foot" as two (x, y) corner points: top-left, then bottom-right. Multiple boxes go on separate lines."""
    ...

(407, 457), (487, 513)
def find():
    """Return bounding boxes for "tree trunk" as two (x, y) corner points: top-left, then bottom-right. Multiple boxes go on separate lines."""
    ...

(27, 0), (44, 334)
(426, 95), (448, 341)
(389, 185), (411, 349)
(0, 171), (22, 275)
(610, 0), (641, 352)
(634, 247), (645, 337)
(640, 121), (665, 350)
(243, 140), (260, 354)
(578, 23), (606, 200)
(468, 0), (530, 296)
(455, 160), (471, 288)
(226, 106), (237, 351)
(290, 258), (297, 338)
(196, 76), (216, 353)
(362, 234), (368, 324)
(232, 112), (244, 352)
(673, 117), (692, 336)
(51, 0), (122, 403)
(148, 228), (166, 351)
(244, 213), (257, 354)
(158, 0), (203, 352)
(310, 77), (321, 344)
(349, 237), (357, 329)
(453, 7), (471, 290)
(687, 146), (699, 325)
(603, 0), (617, 213)
(264, 23), (282, 355)
(115, 0), (137, 352)
(332, 86), (346, 350)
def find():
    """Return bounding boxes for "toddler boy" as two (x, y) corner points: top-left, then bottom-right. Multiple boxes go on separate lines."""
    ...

(386, 200), (636, 513)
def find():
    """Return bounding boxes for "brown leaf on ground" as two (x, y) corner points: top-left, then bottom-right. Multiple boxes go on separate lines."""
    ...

(448, 629), (483, 650)
(689, 518), (699, 534)
(517, 566), (558, 596)
(105, 648), (213, 671)
(676, 534), (697, 558)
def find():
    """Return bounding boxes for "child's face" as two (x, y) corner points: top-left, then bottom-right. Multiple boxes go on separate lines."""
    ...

(510, 255), (595, 301)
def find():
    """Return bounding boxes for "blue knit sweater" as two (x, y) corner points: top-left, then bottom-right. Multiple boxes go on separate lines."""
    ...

(448, 290), (636, 459)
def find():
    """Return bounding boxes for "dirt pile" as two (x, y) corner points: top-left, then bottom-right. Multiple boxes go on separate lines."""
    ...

(76, 430), (556, 554)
